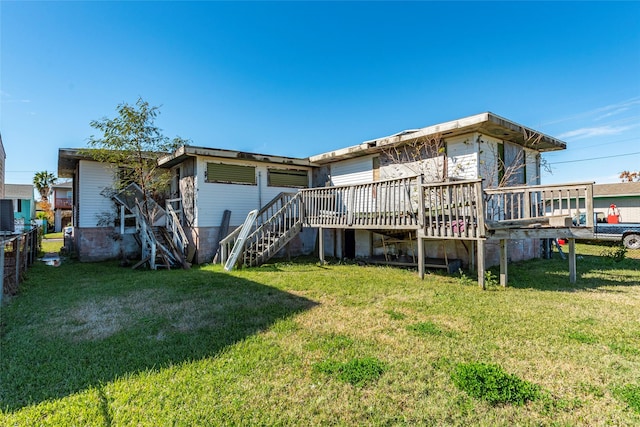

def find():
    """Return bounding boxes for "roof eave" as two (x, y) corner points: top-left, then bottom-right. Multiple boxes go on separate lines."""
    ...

(309, 112), (566, 165)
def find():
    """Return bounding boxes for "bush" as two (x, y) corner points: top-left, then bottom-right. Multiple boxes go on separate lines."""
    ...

(600, 245), (627, 262)
(313, 357), (387, 387)
(451, 362), (541, 405)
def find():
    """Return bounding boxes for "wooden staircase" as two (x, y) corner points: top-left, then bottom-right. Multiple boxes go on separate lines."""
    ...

(113, 183), (190, 270)
(220, 192), (304, 269)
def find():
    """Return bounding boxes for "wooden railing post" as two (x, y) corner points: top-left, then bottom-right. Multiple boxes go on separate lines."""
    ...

(475, 181), (486, 237)
(418, 175), (425, 228)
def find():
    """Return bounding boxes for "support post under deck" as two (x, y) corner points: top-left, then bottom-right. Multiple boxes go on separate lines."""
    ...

(417, 234), (424, 279)
(568, 238), (576, 283)
(318, 227), (325, 264)
(477, 239), (486, 290)
(500, 239), (508, 287)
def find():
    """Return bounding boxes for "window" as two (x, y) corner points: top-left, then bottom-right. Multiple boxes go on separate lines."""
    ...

(267, 168), (309, 188)
(206, 163), (256, 185)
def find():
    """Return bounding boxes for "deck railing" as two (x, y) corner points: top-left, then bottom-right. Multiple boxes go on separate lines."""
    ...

(421, 179), (485, 239)
(484, 182), (594, 227)
(301, 176), (420, 229)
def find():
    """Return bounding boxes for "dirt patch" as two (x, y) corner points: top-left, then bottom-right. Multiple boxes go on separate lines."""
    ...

(52, 288), (218, 341)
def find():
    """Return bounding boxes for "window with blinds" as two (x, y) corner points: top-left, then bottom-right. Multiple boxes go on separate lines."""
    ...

(267, 168), (309, 188)
(206, 163), (256, 185)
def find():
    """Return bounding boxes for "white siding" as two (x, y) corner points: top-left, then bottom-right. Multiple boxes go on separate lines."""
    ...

(330, 156), (373, 186)
(446, 136), (478, 181)
(478, 134), (501, 188)
(194, 157), (311, 227)
(78, 160), (116, 227)
(525, 148), (540, 185)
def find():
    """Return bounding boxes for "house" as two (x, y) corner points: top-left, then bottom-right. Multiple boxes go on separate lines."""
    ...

(4, 184), (36, 232)
(592, 182), (640, 223)
(52, 180), (73, 232)
(58, 112), (594, 287)
(306, 112), (564, 267)
(57, 149), (140, 261)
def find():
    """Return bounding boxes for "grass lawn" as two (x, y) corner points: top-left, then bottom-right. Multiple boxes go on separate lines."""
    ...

(1, 243), (639, 425)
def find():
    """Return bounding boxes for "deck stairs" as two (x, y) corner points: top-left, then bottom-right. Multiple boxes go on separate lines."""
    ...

(221, 192), (303, 270)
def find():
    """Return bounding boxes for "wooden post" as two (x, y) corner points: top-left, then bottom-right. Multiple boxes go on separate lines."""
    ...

(477, 239), (486, 290)
(318, 227), (325, 264)
(568, 238), (576, 283)
(120, 205), (125, 235)
(417, 175), (425, 228)
(417, 233), (425, 279)
(15, 238), (21, 287)
(500, 239), (508, 287)
(469, 240), (476, 272)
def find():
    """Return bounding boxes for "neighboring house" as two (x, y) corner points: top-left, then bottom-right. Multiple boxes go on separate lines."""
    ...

(0, 132), (5, 198)
(592, 182), (640, 223)
(52, 180), (73, 232)
(58, 112), (593, 286)
(4, 184), (36, 232)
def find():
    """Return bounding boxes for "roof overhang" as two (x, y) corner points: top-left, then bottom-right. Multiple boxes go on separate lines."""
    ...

(308, 112), (567, 165)
(57, 148), (94, 178)
(158, 145), (312, 168)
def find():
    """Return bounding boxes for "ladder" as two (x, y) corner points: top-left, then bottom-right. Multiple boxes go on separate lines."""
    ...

(224, 210), (258, 271)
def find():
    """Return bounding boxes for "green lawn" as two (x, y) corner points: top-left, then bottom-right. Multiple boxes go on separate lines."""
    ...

(1, 244), (639, 425)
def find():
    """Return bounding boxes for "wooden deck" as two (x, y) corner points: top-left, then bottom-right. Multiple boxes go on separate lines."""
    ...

(222, 176), (595, 289)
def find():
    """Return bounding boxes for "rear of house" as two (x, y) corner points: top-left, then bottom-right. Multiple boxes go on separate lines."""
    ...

(60, 112), (590, 277)
(157, 146), (317, 264)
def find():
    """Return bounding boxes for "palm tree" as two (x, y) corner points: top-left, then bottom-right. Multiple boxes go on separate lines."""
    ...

(33, 170), (57, 201)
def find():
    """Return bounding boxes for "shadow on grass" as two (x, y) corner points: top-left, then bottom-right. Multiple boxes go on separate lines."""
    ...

(503, 253), (639, 292)
(0, 261), (317, 411)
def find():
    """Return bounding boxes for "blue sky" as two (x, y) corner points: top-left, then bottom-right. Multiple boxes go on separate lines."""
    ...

(1, 1), (639, 187)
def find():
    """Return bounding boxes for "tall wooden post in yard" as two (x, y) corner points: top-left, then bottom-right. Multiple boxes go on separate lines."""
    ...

(568, 238), (577, 283)
(500, 239), (508, 286)
(477, 239), (486, 290)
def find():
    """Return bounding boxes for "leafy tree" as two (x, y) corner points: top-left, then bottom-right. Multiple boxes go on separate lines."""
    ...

(86, 98), (188, 220)
(33, 170), (57, 201)
(620, 171), (639, 182)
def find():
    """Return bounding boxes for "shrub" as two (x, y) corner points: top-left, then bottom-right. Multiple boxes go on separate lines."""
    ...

(600, 245), (627, 262)
(451, 362), (541, 405)
(313, 357), (387, 387)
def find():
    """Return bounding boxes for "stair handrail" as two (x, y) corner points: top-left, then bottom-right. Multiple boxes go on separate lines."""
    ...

(224, 209), (259, 271)
(133, 199), (177, 269)
(165, 200), (189, 256)
(218, 192), (297, 264)
(243, 192), (304, 266)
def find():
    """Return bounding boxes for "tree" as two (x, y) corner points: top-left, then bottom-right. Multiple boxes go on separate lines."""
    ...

(620, 171), (639, 182)
(33, 170), (57, 201)
(86, 98), (188, 222)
